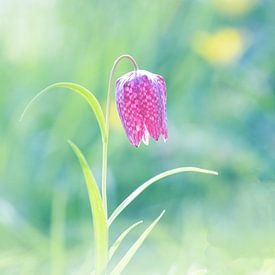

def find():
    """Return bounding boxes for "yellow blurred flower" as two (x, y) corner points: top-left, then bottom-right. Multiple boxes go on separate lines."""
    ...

(192, 28), (246, 65)
(109, 101), (123, 131)
(212, 0), (256, 16)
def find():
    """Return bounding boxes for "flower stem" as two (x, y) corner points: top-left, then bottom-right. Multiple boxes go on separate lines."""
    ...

(102, 55), (139, 217)
(102, 141), (108, 217)
(105, 55), (138, 138)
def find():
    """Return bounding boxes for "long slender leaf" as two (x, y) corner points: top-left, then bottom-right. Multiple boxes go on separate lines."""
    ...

(110, 210), (165, 275)
(108, 167), (218, 226)
(68, 141), (108, 275)
(20, 82), (107, 143)
(109, 221), (143, 261)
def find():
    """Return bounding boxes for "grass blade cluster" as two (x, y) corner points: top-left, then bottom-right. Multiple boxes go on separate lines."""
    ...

(111, 210), (165, 275)
(68, 141), (108, 275)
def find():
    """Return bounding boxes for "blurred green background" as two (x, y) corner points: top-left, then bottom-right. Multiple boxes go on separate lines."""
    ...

(1, 0), (275, 274)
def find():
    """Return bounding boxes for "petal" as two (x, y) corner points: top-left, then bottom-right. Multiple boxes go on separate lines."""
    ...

(156, 75), (168, 141)
(139, 72), (163, 141)
(142, 125), (150, 145)
(116, 75), (145, 147)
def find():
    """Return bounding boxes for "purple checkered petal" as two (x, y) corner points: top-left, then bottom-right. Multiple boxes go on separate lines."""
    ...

(116, 70), (168, 147)
(156, 75), (168, 142)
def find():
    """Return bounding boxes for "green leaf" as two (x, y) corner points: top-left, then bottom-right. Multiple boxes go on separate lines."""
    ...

(109, 221), (143, 261)
(110, 210), (165, 275)
(108, 167), (218, 226)
(20, 82), (107, 143)
(68, 141), (108, 275)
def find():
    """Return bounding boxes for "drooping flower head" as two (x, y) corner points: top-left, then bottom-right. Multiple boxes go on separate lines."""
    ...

(116, 70), (167, 147)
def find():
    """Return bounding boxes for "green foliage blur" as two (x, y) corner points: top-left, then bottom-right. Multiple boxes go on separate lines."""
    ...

(1, 0), (275, 274)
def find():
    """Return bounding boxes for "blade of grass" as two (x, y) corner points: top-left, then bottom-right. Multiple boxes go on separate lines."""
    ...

(20, 82), (107, 143)
(109, 221), (143, 261)
(50, 190), (66, 275)
(110, 210), (165, 275)
(108, 167), (218, 226)
(68, 140), (108, 275)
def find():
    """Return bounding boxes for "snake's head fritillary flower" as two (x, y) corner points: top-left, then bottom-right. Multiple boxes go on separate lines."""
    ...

(116, 70), (167, 147)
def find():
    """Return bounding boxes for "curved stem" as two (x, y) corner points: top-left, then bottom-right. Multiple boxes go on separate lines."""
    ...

(102, 55), (139, 217)
(105, 54), (138, 138)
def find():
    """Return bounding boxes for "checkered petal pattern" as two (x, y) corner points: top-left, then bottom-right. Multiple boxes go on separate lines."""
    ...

(116, 70), (167, 147)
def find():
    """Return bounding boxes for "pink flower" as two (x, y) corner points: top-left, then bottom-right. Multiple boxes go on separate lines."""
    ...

(116, 70), (167, 147)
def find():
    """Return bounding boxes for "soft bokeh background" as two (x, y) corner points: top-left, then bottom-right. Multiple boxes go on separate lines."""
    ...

(1, 0), (275, 274)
